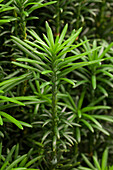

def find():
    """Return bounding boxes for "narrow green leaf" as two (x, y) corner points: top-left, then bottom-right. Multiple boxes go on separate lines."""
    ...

(55, 126), (60, 139)
(0, 111), (23, 130)
(0, 115), (3, 125)
(16, 58), (45, 66)
(92, 115), (113, 123)
(11, 38), (41, 61)
(58, 60), (103, 78)
(42, 119), (51, 127)
(43, 33), (51, 47)
(93, 156), (101, 169)
(28, 1), (57, 14)
(98, 85), (108, 97)
(14, 143), (19, 160)
(82, 106), (111, 112)
(101, 148), (108, 170)
(41, 70), (53, 74)
(81, 154), (96, 169)
(60, 78), (75, 86)
(40, 82), (51, 88)
(78, 90), (85, 109)
(42, 130), (51, 142)
(1, 161), (9, 170)
(0, 72), (32, 87)
(53, 136), (57, 151)
(66, 92), (77, 110)
(78, 166), (93, 170)
(58, 24), (68, 44)
(5, 145), (16, 164)
(99, 42), (113, 59)
(61, 119), (73, 127)
(63, 133), (74, 145)
(12, 61), (41, 72)
(61, 27), (82, 49)
(0, 96), (25, 106)
(6, 154), (27, 170)
(83, 113), (102, 128)
(92, 75), (96, 90)
(92, 124), (110, 136)
(77, 110), (82, 118)
(46, 21), (54, 48)
(11, 168), (26, 170)
(76, 127), (81, 143)
(28, 29), (49, 50)
(80, 119), (94, 132)
(25, 156), (43, 168)
(19, 121), (32, 128)
(0, 142), (2, 161)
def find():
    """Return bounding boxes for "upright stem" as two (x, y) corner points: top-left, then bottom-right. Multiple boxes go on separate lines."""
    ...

(51, 56), (58, 159)
(56, 0), (60, 35)
(76, 3), (81, 29)
(20, 6), (27, 40)
(100, 0), (106, 25)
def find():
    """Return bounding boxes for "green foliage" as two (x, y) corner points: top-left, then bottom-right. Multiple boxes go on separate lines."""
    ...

(0, 0), (113, 169)
(78, 148), (112, 170)
(12, 0), (56, 39)
(0, 0), (15, 25)
(0, 143), (40, 170)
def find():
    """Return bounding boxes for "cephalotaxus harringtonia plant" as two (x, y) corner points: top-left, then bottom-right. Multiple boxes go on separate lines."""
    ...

(12, 0), (56, 39)
(78, 147), (112, 170)
(38, 0), (101, 37)
(9, 0), (56, 98)
(59, 88), (112, 143)
(0, 143), (41, 170)
(0, 0), (15, 25)
(11, 22), (104, 169)
(0, 90), (32, 130)
(72, 37), (113, 100)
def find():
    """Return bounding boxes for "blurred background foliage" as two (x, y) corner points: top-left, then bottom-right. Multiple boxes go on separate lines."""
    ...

(0, 0), (113, 169)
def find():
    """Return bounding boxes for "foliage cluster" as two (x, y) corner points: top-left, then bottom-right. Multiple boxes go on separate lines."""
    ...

(0, 0), (113, 169)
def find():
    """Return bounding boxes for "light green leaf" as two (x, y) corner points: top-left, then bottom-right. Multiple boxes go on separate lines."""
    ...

(58, 24), (68, 44)
(92, 75), (96, 90)
(78, 167), (92, 170)
(81, 154), (96, 170)
(53, 136), (57, 151)
(78, 90), (85, 109)
(0, 115), (3, 125)
(1, 161), (9, 170)
(25, 156), (43, 168)
(93, 156), (101, 169)
(16, 58), (45, 66)
(83, 113), (102, 128)
(0, 96), (25, 106)
(60, 78), (75, 86)
(41, 70), (53, 74)
(12, 61), (41, 72)
(82, 106), (111, 112)
(61, 119), (73, 127)
(99, 42), (113, 59)
(19, 121), (32, 128)
(6, 154), (27, 170)
(42, 130), (51, 142)
(46, 21), (54, 48)
(101, 148), (108, 170)
(0, 111), (23, 130)
(92, 115), (113, 123)
(92, 124), (110, 136)
(28, 1), (57, 15)
(80, 119), (94, 133)
(76, 127), (81, 143)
